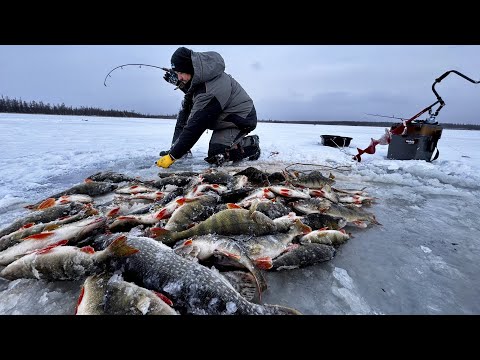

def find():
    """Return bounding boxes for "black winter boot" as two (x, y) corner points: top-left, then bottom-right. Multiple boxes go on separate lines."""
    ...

(242, 135), (261, 161)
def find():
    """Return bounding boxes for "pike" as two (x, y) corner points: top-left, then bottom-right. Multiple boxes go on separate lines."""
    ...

(173, 234), (268, 296)
(75, 273), (177, 315)
(0, 235), (138, 281)
(150, 208), (278, 245)
(0, 215), (107, 266)
(117, 236), (301, 315)
(0, 202), (86, 239)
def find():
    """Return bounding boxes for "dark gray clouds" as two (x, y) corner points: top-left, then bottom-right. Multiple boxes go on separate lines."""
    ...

(1, 45), (479, 124)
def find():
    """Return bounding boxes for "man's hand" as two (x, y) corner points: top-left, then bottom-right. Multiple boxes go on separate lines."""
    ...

(163, 69), (179, 86)
(156, 154), (176, 168)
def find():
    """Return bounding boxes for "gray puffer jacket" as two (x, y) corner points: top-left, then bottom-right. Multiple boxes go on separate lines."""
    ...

(169, 50), (257, 159)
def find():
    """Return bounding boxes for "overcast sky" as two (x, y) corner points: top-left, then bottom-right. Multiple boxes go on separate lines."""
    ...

(1, 45), (480, 124)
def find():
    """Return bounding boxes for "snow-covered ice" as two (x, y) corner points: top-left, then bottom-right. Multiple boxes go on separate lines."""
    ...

(1, 113), (479, 314)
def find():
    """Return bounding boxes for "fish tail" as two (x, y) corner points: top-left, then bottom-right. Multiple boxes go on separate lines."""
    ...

(293, 219), (312, 234)
(105, 235), (139, 257)
(149, 227), (176, 245)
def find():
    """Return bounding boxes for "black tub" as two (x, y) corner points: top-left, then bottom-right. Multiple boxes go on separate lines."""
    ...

(320, 135), (352, 147)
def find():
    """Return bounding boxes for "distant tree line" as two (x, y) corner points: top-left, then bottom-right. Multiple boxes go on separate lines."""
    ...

(3, 95), (479, 130)
(259, 119), (480, 130)
(0, 95), (176, 119)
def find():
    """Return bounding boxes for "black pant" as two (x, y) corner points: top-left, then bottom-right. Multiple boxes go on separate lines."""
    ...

(206, 133), (260, 164)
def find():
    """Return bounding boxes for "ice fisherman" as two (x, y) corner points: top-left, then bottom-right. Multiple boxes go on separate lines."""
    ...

(156, 47), (261, 168)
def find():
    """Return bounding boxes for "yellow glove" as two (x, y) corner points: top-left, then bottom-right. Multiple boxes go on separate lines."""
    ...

(156, 154), (176, 168)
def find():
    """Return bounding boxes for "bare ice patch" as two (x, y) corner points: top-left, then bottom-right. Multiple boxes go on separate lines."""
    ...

(331, 267), (375, 315)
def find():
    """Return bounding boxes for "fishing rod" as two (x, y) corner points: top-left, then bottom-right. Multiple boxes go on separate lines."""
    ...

(367, 70), (480, 126)
(103, 63), (169, 86)
(354, 70), (480, 162)
(366, 113), (408, 121)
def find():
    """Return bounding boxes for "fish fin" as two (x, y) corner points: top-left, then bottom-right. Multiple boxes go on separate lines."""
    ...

(152, 291), (174, 306)
(293, 219), (312, 234)
(227, 203), (241, 209)
(116, 216), (136, 221)
(155, 208), (170, 220)
(105, 235), (139, 257)
(33, 239), (69, 255)
(149, 227), (168, 238)
(107, 207), (121, 217)
(175, 197), (186, 206)
(20, 222), (35, 230)
(215, 250), (241, 260)
(174, 244), (200, 260)
(24, 231), (55, 241)
(36, 198), (56, 210)
(84, 204), (99, 215)
(75, 286), (85, 315)
(254, 257), (273, 270)
(80, 246), (95, 254)
(148, 227), (175, 244)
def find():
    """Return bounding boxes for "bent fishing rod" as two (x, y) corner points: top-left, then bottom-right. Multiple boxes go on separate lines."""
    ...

(103, 63), (169, 86)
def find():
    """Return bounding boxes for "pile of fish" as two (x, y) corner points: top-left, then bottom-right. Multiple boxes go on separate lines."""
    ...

(0, 166), (379, 315)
